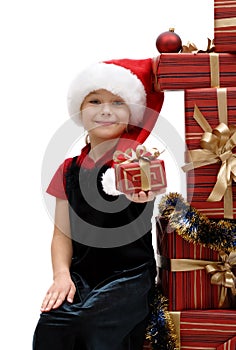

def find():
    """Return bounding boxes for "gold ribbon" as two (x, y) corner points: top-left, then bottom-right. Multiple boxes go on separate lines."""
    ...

(182, 89), (236, 218)
(181, 39), (219, 88)
(113, 145), (161, 191)
(210, 53), (220, 88)
(181, 38), (215, 53)
(170, 252), (236, 308)
(215, 17), (236, 29)
(205, 251), (236, 307)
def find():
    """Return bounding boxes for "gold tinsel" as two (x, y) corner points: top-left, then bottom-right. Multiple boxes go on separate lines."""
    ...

(146, 286), (179, 349)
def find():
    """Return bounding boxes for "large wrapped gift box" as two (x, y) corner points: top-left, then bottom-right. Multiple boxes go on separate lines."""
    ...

(214, 0), (236, 52)
(184, 87), (236, 219)
(171, 309), (236, 350)
(152, 53), (236, 91)
(157, 221), (223, 311)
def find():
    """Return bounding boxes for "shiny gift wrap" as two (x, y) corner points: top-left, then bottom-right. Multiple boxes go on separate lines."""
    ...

(170, 309), (236, 350)
(152, 53), (236, 91)
(114, 147), (167, 194)
(214, 0), (236, 52)
(184, 87), (236, 219)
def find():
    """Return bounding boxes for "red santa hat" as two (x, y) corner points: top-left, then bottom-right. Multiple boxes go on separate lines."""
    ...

(68, 60), (146, 125)
(67, 58), (164, 195)
(68, 58), (163, 127)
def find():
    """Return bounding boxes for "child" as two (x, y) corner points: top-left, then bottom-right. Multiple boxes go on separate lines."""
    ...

(33, 58), (164, 350)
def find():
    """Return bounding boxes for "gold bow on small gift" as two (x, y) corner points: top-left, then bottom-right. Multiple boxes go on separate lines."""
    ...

(181, 38), (215, 53)
(205, 251), (236, 307)
(182, 94), (236, 218)
(113, 145), (162, 192)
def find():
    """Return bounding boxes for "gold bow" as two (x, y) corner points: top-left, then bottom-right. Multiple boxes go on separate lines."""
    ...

(113, 145), (161, 163)
(181, 38), (215, 53)
(182, 100), (236, 218)
(113, 145), (162, 191)
(170, 252), (236, 308)
(205, 252), (236, 307)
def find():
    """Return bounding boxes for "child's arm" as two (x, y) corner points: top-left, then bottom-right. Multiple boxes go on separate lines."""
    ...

(40, 199), (76, 312)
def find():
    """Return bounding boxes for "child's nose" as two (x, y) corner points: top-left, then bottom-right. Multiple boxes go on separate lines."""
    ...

(100, 103), (112, 115)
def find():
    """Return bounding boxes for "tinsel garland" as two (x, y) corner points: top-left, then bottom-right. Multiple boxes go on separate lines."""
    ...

(158, 192), (236, 253)
(146, 286), (178, 350)
(146, 193), (236, 349)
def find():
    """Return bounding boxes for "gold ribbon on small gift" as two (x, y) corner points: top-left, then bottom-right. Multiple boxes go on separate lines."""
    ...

(113, 145), (161, 192)
(170, 252), (236, 308)
(182, 88), (236, 218)
(153, 39), (218, 91)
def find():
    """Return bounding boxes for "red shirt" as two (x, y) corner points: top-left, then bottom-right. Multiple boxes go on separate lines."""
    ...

(46, 144), (115, 199)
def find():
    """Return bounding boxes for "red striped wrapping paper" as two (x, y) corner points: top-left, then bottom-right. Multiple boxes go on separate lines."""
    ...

(142, 341), (151, 349)
(170, 309), (236, 350)
(152, 53), (236, 91)
(217, 337), (236, 350)
(184, 87), (236, 219)
(214, 0), (236, 52)
(159, 226), (221, 311)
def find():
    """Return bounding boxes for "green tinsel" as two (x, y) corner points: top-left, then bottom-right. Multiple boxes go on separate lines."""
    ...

(158, 192), (236, 253)
(146, 286), (179, 350)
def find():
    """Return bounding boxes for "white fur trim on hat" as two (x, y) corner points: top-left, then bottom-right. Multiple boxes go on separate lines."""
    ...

(101, 168), (122, 196)
(67, 63), (146, 125)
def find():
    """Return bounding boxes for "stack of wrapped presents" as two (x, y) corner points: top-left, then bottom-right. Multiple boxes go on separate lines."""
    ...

(145, 1), (236, 349)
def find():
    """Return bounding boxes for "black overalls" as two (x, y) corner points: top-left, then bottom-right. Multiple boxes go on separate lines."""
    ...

(33, 155), (156, 350)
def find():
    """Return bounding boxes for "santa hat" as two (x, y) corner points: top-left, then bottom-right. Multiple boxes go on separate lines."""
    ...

(67, 58), (164, 195)
(68, 60), (146, 125)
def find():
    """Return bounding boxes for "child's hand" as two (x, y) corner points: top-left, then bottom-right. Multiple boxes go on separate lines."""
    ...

(40, 271), (76, 312)
(125, 189), (166, 203)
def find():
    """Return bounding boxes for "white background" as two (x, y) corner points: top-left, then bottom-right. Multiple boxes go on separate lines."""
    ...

(1, 1), (214, 348)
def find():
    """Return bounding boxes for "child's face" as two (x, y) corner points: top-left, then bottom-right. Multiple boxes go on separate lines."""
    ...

(81, 89), (130, 144)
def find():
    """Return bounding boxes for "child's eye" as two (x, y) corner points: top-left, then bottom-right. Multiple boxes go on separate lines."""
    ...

(113, 101), (125, 106)
(89, 99), (101, 104)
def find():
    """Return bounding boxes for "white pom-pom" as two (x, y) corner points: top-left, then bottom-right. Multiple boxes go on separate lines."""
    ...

(101, 168), (122, 196)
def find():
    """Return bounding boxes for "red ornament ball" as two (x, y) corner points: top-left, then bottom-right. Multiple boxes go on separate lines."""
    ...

(156, 28), (182, 53)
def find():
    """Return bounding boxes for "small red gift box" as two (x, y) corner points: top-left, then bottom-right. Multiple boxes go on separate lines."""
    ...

(114, 147), (167, 194)
(170, 309), (236, 350)
(214, 0), (236, 52)
(158, 223), (222, 311)
(115, 159), (167, 194)
(152, 53), (236, 91)
(183, 87), (236, 219)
